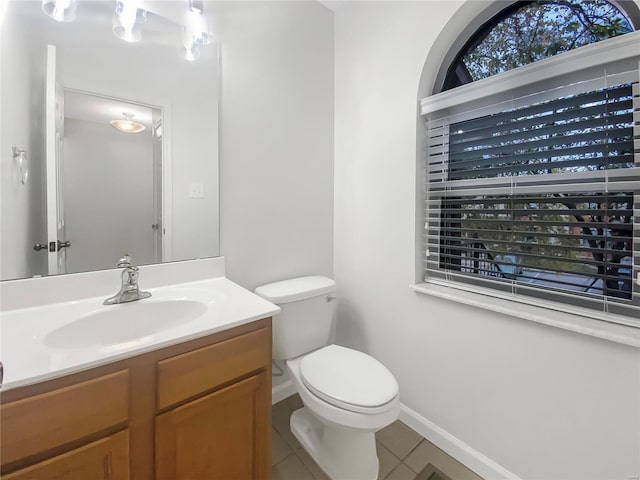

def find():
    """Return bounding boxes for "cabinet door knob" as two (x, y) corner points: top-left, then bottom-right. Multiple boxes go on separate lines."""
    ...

(57, 240), (71, 250)
(33, 243), (48, 251)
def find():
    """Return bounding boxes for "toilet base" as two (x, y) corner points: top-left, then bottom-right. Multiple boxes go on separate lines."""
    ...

(290, 407), (379, 480)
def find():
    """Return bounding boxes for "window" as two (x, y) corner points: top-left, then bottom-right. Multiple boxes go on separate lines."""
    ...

(443, 0), (633, 90)
(421, 1), (640, 326)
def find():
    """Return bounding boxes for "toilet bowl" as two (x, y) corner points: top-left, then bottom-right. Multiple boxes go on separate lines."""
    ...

(254, 277), (400, 480)
(287, 346), (400, 480)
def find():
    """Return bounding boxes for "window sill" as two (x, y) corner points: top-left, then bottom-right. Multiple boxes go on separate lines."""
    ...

(410, 282), (640, 348)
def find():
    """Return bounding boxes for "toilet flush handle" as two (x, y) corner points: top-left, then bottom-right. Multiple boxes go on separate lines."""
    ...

(326, 296), (336, 302)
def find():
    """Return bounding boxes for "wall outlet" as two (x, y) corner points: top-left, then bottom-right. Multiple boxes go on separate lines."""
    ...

(188, 183), (204, 198)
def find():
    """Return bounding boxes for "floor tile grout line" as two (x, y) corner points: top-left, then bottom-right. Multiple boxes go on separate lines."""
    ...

(405, 462), (421, 475)
(290, 445), (327, 480)
(402, 438), (426, 471)
(405, 438), (424, 457)
(383, 461), (414, 480)
(272, 450), (295, 468)
(376, 437), (420, 463)
(378, 441), (404, 464)
(383, 463), (398, 480)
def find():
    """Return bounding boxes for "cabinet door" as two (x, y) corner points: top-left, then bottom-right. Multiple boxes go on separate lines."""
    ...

(156, 372), (270, 480)
(1, 430), (129, 480)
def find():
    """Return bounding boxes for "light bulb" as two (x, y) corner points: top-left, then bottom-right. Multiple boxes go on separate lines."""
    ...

(185, 10), (212, 46)
(42, 0), (77, 22)
(178, 28), (201, 61)
(178, 41), (200, 62)
(113, 0), (146, 43)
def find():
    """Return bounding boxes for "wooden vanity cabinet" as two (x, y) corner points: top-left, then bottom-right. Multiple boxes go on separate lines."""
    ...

(0, 318), (272, 480)
(2, 430), (129, 480)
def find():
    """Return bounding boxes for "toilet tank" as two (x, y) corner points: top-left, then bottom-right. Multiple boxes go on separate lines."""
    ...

(255, 276), (336, 360)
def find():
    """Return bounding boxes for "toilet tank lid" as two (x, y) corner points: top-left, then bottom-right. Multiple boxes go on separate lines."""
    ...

(254, 276), (336, 304)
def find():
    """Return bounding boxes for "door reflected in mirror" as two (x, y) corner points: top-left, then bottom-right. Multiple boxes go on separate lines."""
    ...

(1, 0), (219, 281)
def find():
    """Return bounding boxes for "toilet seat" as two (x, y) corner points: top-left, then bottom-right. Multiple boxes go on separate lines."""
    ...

(300, 345), (399, 414)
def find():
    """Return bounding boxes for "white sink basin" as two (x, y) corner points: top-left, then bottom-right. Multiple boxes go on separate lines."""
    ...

(44, 300), (207, 349)
(1, 272), (281, 391)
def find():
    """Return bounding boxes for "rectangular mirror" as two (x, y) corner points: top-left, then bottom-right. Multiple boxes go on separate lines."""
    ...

(1, 0), (219, 281)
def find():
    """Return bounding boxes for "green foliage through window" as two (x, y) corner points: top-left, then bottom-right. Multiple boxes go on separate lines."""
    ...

(443, 0), (633, 90)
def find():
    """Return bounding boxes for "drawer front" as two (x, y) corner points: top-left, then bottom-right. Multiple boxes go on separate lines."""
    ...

(1, 429), (129, 480)
(157, 326), (270, 410)
(0, 370), (129, 466)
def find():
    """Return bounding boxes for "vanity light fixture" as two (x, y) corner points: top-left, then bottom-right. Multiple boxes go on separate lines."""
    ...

(41, 0), (77, 22)
(112, 0), (147, 43)
(110, 112), (146, 133)
(40, 0), (213, 61)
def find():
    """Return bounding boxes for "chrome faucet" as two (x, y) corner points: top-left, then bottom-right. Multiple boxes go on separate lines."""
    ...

(103, 254), (152, 305)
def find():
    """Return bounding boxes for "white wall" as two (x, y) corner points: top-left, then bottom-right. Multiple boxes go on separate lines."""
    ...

(0, 11), (47, 280)
(333, 2), (640, 479)
(217, 1), (334, 291)
(63, 119), (155, 273)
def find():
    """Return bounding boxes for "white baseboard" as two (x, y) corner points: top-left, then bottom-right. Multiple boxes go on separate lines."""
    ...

(399, 403), (521, 480)
(272, 379), (296, 405)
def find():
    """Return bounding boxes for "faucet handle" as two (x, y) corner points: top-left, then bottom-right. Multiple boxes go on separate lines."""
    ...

(117, 254), (132, 268)
(123, 267), (139, 286)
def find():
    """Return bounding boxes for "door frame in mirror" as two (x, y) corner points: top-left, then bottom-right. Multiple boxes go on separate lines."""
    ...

(62, 85), (174, 266)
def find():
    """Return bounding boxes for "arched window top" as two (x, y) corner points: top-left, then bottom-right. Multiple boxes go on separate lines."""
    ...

(443, 0), (634, 91)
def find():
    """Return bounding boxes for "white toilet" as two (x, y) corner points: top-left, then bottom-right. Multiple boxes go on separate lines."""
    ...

(255, 276), (400, 480)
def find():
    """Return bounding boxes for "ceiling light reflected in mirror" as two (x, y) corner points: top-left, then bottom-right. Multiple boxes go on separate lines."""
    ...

(110, 112), (146, 133)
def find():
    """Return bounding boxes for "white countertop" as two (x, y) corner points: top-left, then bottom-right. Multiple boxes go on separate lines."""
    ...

(0, 276), (279, 391)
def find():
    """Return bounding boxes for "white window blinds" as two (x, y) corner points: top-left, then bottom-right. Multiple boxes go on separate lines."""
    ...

(421, 35), (640, 326)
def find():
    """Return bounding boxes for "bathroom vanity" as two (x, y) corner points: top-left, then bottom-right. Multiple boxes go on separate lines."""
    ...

(1, 318), (271, 479)
(0, 259), (278, 480)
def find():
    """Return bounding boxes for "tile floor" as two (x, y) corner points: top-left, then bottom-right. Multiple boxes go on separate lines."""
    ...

(271, 395), (484, 480)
